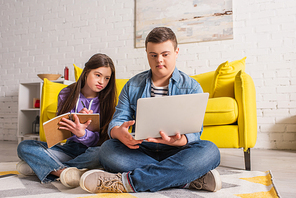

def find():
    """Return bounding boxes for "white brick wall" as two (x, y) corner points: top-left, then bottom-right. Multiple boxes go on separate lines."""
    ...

(0, 0), (295, 149)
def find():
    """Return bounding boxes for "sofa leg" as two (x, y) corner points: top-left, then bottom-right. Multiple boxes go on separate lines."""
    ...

(244, 148), (251, 171)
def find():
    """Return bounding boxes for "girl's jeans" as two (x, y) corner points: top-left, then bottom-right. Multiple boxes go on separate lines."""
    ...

(17, 140), (101, 183)
(98, 139), (220, 192)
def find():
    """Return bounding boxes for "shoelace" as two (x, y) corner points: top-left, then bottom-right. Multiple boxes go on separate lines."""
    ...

(191, 175), (206, 190)
(96, 174), (125, 193)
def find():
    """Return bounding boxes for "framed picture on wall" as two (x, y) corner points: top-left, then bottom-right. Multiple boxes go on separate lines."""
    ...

(135, 0), (233, 48)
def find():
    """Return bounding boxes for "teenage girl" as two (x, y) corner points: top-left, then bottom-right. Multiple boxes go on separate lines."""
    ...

(17, 53), (117, 188)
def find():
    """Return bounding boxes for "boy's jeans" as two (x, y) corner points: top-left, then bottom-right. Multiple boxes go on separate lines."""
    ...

(17, 140), (101, 183)
(98, 139), (220, 192)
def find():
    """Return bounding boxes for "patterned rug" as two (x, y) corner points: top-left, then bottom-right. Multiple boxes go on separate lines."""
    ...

(0, 162), (280, 198)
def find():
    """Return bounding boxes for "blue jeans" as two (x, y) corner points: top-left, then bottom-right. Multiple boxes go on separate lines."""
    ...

(98, 139), (220, 192)
(17, 140), (101, 183)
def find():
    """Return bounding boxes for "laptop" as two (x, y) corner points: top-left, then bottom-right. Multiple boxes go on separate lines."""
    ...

(134, 93), (209, 140)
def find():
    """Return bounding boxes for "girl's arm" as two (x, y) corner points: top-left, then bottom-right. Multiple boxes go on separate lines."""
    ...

(57, 88), (100, 147)
(59, 113), (100, 147)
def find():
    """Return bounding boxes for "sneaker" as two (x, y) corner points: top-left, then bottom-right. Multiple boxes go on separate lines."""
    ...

(16, 161), (35, 176)
(80, 170), (127, 193)
(189, 169), (222, 192)
(60, 167), (87, 188)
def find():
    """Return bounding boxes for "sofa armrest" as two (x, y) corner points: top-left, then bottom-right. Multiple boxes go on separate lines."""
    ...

(235, 71), (257, 151)
(40, 79), (67, 142)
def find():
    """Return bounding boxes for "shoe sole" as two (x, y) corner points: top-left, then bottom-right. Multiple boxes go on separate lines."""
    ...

(80, 169), (105, 193)
(210, 169), (222, 192)
(60, 167), (87, 188)
(60, 167), (78, 188)
(16, 161), (35, 176)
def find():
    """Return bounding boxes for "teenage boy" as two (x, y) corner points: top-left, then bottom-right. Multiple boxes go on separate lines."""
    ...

(80, 27), (221, 193)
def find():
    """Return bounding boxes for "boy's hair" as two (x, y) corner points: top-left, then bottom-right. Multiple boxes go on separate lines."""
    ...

(145, 27), (178, 50)
(57, 53), (117, 145)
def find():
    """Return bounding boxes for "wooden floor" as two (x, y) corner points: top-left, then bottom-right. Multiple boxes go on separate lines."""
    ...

(1, 140), (295, 197)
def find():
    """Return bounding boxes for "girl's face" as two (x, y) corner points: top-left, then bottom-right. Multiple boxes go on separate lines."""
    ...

(82, 66), (112, 98)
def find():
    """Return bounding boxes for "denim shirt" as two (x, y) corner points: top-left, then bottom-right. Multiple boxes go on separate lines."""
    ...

(108, 67), (204, 144)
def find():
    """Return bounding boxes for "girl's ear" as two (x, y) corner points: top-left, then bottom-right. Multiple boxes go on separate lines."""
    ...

(84, 72), (88, 81)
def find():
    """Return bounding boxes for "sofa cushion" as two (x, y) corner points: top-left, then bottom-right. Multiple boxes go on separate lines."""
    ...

(45, 102), (58, 121)
(211, 57), (246, 98)
(73, 63), (83, 81)
(190, 71), (215, 94)
(201, 125), (239, 148)
(203, 97), (238, 126)
(116, 79), (129, 98)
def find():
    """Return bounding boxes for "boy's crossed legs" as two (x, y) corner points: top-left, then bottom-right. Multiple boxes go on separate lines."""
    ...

(80, 139), (221, 193)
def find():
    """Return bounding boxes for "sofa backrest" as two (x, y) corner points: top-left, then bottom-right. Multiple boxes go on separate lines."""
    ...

(190, 71), (215, 96)
(73, 57), (246, 100)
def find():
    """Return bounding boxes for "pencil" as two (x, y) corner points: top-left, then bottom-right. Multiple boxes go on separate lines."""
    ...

(81, 101), (86, 108)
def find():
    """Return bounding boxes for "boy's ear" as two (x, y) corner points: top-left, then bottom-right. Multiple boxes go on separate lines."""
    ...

(175, 47), (179, 57)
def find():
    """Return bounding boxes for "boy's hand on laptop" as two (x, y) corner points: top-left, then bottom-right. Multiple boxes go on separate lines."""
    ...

(111, 120), (143, 149)
(146, 131), (187, 146)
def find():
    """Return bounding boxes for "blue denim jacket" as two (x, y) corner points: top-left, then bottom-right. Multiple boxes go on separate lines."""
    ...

(108, 67), (204, 144)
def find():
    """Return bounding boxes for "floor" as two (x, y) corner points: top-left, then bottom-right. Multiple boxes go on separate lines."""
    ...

(1, 140), (295, 197)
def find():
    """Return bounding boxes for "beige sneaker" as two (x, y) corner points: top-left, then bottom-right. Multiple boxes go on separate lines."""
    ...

(80, 170), (127, 193)
(60, 167), (87, 188)
(189, 169), (222, 192)
(16, 161), (35, 176)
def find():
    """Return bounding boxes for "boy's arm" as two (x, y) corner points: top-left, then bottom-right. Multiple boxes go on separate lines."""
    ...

(108, 82), (143, 149)
(184, 80), (204, 143)
(107, 81), (135, 137)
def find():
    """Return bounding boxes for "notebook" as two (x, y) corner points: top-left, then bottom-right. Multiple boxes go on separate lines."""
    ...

(134, 93), (209, 140)
(43, 113), (100, 148)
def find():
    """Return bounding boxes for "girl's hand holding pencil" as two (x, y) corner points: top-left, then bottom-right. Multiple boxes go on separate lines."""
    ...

(58, 101), (93, 137)
(80, 101), (93, 114)
(79, 108), (93, 114)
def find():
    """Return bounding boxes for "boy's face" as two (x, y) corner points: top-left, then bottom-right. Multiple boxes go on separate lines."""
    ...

(146, 40), (179, 86)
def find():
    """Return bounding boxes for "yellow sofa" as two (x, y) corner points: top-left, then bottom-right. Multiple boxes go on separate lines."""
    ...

(191, 57), (257, 170)
(40, 58), (257, 170)
(192, 72), (257, 170)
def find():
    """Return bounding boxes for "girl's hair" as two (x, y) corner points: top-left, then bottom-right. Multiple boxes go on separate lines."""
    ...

(145, 27), (178, 50)
(57, 53), (117, 146)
